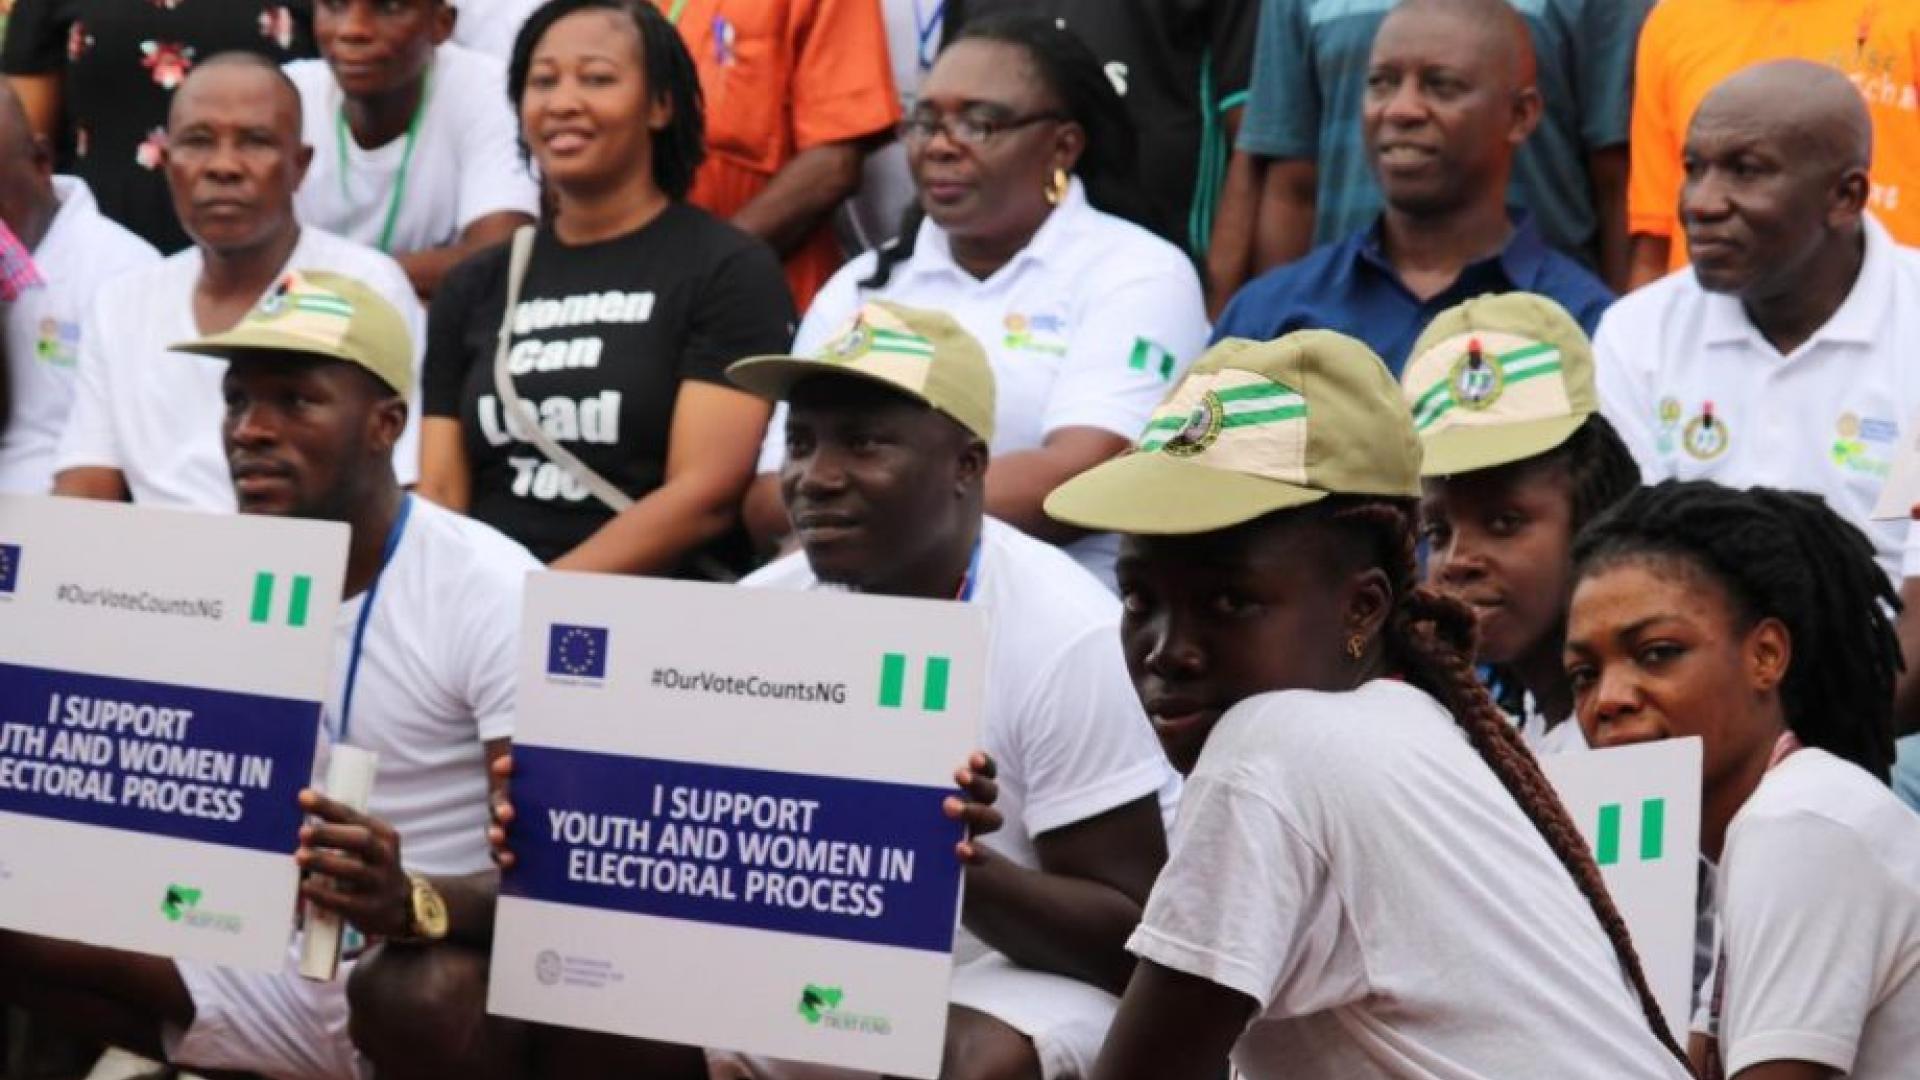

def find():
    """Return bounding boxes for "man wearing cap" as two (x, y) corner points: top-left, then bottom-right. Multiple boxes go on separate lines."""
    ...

(1210, 0), (1612, 376)
(1401, 292), (1641, 754)
(1035, 333), (1694, 1080)
(0, 271), (539, 1080)
(51, 53), (424, 511)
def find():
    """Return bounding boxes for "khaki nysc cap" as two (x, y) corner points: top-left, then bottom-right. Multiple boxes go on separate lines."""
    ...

(172, 269), (415, 398)
(1045, 330), (1422, 535)
(1401, 292), (1597, 477)
(726, 300), (996, 443)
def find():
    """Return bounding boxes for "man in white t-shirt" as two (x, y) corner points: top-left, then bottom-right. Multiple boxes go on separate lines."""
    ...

(51, 54), (425, 512)
(716, 301), (1177, 1079)
(0, 82), (157, 493)
(290, 0), (537, 297)
(0, 271), (538, 1080)
(1592, 61), (1920, 799)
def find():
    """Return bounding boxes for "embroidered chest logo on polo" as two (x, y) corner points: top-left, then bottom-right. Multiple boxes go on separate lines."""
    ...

(1831, 410), (1899, 477)
(1681, 402), (1729, 461)
(1003, 311), (1068, 356)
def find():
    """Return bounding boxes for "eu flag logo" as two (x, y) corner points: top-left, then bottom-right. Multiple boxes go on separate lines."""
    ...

(547, 624), (608, 679)
(0, 544), (19, 594)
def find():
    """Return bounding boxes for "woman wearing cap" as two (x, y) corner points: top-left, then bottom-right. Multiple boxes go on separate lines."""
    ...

(1565, 481), (1918, 1080)
(418, 0), (793, 575)
(740, 11), (1208, 585)
(1042, 332), (1689, 1079)
(1402, 293), (1640, 753)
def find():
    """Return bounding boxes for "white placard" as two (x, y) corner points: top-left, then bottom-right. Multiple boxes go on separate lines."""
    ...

(1872, 407), (1920, 519)
(488, 573), (985, 1079)
(1542, 737), (1703, 1036)
(0, 495), (346, 970)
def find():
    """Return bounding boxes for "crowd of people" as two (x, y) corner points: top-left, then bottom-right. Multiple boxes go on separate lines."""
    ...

(0, 0), (1915, 1078)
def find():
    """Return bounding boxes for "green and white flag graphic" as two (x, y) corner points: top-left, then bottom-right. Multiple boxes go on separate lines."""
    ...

(249, 571), (313, 627)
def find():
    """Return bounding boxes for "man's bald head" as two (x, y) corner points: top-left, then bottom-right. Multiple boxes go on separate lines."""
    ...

(1381, 0), (1537, 95)
(1681, 60), (1873, 305)
(168, 51), (305, 140)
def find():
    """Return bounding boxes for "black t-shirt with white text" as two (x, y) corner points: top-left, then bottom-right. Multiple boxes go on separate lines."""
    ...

(423, 205), (794, 572)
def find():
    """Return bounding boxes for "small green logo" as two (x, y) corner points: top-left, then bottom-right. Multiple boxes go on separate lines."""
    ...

(798, 984), (843, 1024)
(878, 654), (951, 711)
(161, 884), (202, 922)
(1595, 798), (1666, 866)
(249, 571), (312, 626)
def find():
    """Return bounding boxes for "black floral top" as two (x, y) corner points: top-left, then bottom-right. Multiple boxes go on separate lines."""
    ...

(2, 0), (316, 252)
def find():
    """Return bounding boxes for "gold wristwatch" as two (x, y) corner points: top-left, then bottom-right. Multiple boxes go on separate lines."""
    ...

(397, 872), (450, 944)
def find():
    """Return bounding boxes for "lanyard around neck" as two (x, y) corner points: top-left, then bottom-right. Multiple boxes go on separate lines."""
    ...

(336, 494), (413, 745)
(335, 69), (431, 254)
(955, 536), (982, 602)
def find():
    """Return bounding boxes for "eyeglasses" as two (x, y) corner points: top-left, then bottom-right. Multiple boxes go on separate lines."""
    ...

(898, 109), (1066, 149)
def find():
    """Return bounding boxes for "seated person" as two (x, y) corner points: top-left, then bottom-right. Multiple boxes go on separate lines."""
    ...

(0, 80), (158, 494)
(52, 54), (423, 510)
(1211, 0), (1611, 375)
(1044, 331), (1689, 1078)
(1401, 292), (1639, 752)
(0, 271), (538, 1080)
(1569, 481), (1919, 1079)
(289, 0), (538, 297)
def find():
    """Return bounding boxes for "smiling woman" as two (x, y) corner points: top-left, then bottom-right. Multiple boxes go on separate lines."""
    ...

(416, 0), (793, 577)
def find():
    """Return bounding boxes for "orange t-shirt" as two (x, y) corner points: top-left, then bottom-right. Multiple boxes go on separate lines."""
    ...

(1628, 0), (1920, 269)
(665, 0), (901, 311)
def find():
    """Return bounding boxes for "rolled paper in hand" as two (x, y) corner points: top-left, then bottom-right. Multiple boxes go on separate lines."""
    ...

(298, 745), (379, 981)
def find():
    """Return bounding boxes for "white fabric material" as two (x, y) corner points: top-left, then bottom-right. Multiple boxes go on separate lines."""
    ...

(0, 177), (158, 493)
(835, 0), (933, 254)
(742, 517), (1178, 1032)
(289, 45), (537, 255)
(1595, 214), (1920, 582)
(316, 496), (538, 876)
(1714, 749), (1920, 1077)
(448, 0), (544, 62)
(53, 227), (426, 508)
(1517, 692), (1589, 754)
(758, 179), (1209, 584)
(169, 943), (366, 1080)
(1131, 680), (1690, 1080)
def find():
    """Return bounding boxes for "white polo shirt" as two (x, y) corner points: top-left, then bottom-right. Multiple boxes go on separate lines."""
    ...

(448, 0), (544, 62)
(289, 44), (538, 257)
(757, 179), (1210, 583)
(0, 177), (158, 493)
(1594, 216), (1920, 580)
(53, 227), (425, 510)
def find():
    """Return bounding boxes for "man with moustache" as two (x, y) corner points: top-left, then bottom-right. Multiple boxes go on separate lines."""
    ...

(52, 52), (423, 511)
(1211, 0), (1611, 375)
(0, 270), (538, 1080)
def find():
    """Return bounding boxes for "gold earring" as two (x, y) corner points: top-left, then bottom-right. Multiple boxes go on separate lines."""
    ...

(1345, 634), (1365, 661)
(1044, 167), (1069, 206)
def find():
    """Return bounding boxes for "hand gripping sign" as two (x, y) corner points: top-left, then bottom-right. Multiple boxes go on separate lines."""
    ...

(0, 495), (345, 970)
(489, 574), (984, 1078)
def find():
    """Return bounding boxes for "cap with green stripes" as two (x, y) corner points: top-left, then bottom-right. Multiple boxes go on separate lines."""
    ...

(727, 300), (996, 442)
(1400, 292), (1596, 477)
(172, 270), (414, 398)
(1044, 331), (1421, 535)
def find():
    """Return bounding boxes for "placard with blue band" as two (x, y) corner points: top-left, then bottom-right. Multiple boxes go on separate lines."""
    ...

(488, 573), (985, 1079)
(0, 496), (346, 971)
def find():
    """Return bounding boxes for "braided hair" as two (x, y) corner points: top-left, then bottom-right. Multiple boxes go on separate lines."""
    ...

(862, 11), (1150, 289)
(1573, 480), (1901, 783)
(1317, 494), (1687, 1065)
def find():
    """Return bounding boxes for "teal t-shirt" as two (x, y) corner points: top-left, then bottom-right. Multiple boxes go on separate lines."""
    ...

(1239, 0), (1650, 265)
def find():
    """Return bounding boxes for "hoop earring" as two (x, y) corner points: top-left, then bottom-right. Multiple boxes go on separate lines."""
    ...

(1044, 168), (1069, 206)
(1345, 634), (1365, 661)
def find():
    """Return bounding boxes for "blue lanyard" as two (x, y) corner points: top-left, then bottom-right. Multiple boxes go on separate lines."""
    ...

(955, 536), (981, 602)
(913, 0), (945, 71)
(336, 494), (413, 744)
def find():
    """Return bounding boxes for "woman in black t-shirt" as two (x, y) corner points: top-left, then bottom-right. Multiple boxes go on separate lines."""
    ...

(1, 0), (316, 252)
(419, 0), (793, 575)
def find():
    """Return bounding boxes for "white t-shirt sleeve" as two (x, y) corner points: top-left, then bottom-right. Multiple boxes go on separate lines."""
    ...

(451, 51), (540, 227)
(374, 262), (427, 485)
(51, 293), (123, 475)
(450, 553), (538, 743)
(1015, 624), (1172, 837)
(1718, 811), (1887, 1075)
(1127, 770), (1342, 1008)
(1042, 270), (1207, 440)
(755, 263), (866, 474)
(1593, 303), (1667, 481)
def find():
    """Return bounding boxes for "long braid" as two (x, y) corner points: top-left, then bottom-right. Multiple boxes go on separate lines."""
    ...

(1331, 498), (1689, 1065)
